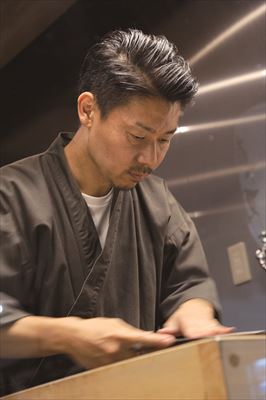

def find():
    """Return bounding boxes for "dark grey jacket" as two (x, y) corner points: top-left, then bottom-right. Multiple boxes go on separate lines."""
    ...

(0, 132), (220, 395)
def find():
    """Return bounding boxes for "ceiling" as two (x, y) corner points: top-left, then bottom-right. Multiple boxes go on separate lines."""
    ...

(0, 0), (77, 68)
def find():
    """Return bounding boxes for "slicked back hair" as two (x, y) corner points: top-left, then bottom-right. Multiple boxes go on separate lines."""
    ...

(78, 29), (198, 118)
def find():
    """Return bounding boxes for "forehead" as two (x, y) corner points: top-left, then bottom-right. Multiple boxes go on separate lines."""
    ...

(105, 96), (181, 131)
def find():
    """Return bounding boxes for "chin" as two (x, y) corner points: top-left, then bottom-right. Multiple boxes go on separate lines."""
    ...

(114, 183), (137, 191)
(113, 179), (137, 191)
(111, 173), (140, 191)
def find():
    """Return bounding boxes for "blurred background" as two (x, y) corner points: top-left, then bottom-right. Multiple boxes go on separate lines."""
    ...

(0, 0), (265, 331)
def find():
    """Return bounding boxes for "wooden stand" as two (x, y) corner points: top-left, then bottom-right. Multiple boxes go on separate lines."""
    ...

(2, 334), (265, 400)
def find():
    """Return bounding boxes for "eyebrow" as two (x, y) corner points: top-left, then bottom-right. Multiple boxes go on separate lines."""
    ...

(134, 122), (176, 135)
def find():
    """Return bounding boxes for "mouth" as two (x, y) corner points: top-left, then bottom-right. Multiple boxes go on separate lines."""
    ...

(128, 171), (149, 182)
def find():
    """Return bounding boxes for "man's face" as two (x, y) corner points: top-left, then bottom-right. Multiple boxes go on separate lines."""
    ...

(85, 96), (182, 192)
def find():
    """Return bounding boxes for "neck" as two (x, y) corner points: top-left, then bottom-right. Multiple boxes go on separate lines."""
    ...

(64, 127), (112, 197)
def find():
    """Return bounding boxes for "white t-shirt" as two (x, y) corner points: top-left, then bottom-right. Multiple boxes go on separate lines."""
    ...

(82, 188), (113, 249)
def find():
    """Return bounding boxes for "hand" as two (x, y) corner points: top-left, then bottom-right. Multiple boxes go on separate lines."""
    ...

(158, 299), (234, 339)
(62, 317), (176, 369)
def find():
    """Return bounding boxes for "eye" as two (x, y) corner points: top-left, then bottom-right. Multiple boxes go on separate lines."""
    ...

(128, 132), (145, 141)
(158, 138), (170, 144)
(133, 134), (145, 140)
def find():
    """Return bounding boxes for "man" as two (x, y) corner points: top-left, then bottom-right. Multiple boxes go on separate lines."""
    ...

(0, 29), (233, 395)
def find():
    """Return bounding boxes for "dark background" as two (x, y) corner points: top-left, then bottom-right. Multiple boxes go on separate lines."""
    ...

(1, 0), (265, 331)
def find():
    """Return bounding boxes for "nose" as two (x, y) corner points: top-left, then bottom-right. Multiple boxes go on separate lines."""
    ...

(136, 142), (160, 170)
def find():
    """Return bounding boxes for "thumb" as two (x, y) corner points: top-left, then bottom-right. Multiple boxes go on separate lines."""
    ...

(157, 317), (180, 336)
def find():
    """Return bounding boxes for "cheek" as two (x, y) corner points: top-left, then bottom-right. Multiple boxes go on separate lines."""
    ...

(115, 148), (135, 168)
(92, 127), (136, 170)
(157, 146), (169, 164)
(102, 142), (134, 172)
(95, 134), (117, 161)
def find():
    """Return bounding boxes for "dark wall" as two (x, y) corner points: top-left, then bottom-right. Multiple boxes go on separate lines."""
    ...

(0, 0), (180, 164)
(156, 0), (266, 330)
(1, 0), (265, 331)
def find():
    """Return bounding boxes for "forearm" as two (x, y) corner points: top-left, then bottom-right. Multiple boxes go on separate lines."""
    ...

(1, 315), (176, 369)
(0, 315), (78, 359)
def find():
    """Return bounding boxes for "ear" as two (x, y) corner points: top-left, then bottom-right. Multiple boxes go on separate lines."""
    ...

(77, 92), (96, 127)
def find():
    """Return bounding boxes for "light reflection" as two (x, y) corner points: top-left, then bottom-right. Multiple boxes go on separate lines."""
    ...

(175, 114), (266, 134)
(189, 3), (266, 65)
(167, 160), (266, 187)
(187, 199), (265, 219)
(197, 70), (266, 96)
(188, 203), (248, 219)
(248, 358), (266, 398)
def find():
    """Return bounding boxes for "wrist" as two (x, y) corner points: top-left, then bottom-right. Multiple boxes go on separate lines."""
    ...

(178, 298), (214, 316)
(37, 316), (81, 356)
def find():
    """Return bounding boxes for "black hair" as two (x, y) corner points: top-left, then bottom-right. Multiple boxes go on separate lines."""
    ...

(78, 29), (198, 117)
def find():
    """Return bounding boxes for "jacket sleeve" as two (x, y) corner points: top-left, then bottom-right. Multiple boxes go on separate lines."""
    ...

(159, 185), (221, 322)
(0, 184), (32, 328)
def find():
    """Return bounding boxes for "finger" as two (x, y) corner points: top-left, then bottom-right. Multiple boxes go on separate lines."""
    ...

(157, 327), (175, 334)
(122, 329), (176, 349)
(184, 324), (235, 339)
(210, 325), (235, 335)
(156, 316), (181, 336)
(201, 321), (235, 334)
